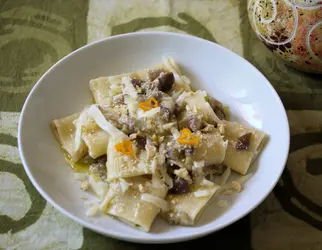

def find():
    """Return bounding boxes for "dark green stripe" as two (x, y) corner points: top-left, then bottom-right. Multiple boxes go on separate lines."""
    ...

(274, 168), (322, 230)
(81, 216), (251, 250)
(239, 0), (253, 61)
(0, 0), (88, 235)
(0, 133), (17, 147)
(111, 13), (217, 43)
(290, 133), (322, 152)
(306, 159), (322, 176)
(0, 160), (46, 234)
(279, 92), (322, 110)
(0, 91), (27, 112)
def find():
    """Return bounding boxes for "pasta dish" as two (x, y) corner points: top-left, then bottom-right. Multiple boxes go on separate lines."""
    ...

(51, 57), (267, 232)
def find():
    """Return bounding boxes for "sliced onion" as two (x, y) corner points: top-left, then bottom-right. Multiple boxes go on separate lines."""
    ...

(141, 194), (169, 212)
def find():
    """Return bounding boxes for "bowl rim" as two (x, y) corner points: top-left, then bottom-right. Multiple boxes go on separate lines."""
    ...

(18, 31), (290, 244)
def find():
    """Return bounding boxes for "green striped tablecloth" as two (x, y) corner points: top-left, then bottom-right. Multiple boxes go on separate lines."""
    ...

(1, 1), (322, 249)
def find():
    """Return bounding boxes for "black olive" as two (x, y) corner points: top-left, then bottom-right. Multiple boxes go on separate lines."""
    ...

(131, 78), (142, 88)
(134, 136), (146, 150)
(158, 72), (174, 92)
(95, 155), (107, 164)
(235, 132), (252, 150)
(173, 104), (181, 117)
(170, 178), (189, 194)
(149, 69), (163, 81)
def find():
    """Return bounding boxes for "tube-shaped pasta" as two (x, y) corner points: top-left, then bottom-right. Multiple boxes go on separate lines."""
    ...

(192, 132), (227, 166)
(51, 113), (87, 162)
(106, 138), (153, 180)
(101, 177), (168, 232)
(82, 129), (109, 159)
(223, 121), (267, 175)
(161, 184), (221, 226)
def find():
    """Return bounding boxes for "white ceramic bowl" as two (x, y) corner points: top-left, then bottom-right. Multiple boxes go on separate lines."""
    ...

(18, 32), (290, 244)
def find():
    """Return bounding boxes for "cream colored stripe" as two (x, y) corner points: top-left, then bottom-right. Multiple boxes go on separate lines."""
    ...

(0, 172), (31, 221)
(87, 0), (244, 55)
(287, 110), (322, 135)
(0, 112), (20, 138)
(0, 145), (20, 164)
(0, 203), (83, 249)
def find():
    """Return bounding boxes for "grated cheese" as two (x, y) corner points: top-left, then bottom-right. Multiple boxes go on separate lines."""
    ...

(174, 168), (192, 184)
(231, 181), (242, 192)
(80, 180), (89, 191)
